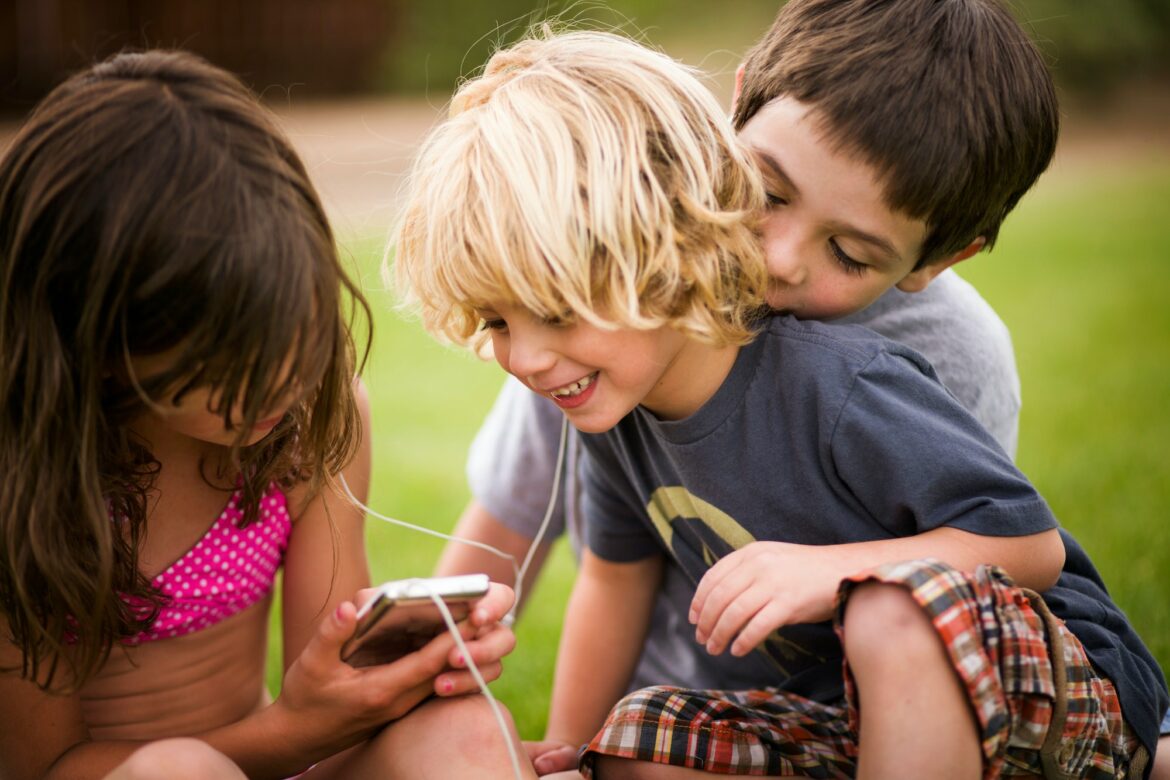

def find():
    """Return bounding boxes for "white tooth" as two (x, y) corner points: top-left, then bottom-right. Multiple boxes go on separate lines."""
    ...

(551, 374), (594, 398)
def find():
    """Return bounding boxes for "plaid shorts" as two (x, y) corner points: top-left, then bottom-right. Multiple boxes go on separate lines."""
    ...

(579, 560), (1144, 779)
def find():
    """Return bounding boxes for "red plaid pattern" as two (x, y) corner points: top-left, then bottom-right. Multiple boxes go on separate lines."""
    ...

(840, 560), (1142, 779)
(579, 560), (1142, 779)
(580, 685), (856, 778)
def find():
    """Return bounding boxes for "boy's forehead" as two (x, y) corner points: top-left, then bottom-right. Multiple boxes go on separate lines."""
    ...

(738, 97), (929, 255)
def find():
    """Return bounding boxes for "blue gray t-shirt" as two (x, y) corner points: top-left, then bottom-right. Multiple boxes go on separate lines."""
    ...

(466, 271), (1022, 692)
(579, 315), (1168, 757)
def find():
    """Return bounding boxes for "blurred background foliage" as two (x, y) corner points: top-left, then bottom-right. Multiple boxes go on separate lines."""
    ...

(3, 0), (1168, 113)
(377, 0), (1170, 98)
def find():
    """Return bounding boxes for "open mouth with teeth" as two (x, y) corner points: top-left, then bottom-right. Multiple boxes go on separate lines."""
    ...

(548, 372), (598, 408)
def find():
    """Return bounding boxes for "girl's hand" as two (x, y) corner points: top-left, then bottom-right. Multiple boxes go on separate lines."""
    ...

(268, 582), (519, 763)
(269, 595), (507, 764)
(435, 582), (517, 695)
(689, 541), (849, 657)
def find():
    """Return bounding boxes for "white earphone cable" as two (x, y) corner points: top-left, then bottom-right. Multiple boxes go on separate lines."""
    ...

(420, 581), (525, 780)
(334, 412), (571, 776)
(338, 414), (569, 626)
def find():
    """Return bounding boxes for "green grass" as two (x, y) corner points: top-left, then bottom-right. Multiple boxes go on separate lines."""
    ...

(959, 162), (1170, 679)
(268, 160), (1170, 739)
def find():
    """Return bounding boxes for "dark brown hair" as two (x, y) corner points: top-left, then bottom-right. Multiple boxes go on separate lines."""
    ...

(0, 50), (370, 690)
(734, 0), (1059, 264)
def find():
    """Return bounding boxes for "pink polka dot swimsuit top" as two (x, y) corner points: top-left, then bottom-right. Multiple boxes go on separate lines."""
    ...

(123, 484), (292, 645)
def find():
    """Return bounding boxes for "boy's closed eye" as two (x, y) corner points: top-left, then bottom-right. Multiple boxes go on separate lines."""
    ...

(828, 239), (868, 276)
(765, 190), (788, 208)
(479, 317), (508, 332)
(538, 311), (576, 328)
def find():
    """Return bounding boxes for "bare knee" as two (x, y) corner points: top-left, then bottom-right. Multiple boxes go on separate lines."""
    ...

(103, 739), (244, 780)
(373, 694), (522, 771)
(413, 694), (517, 756)
(842, 581), (940, 672)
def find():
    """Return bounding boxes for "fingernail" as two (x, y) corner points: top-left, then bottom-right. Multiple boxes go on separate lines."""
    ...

(440, 677), (454, 693)
(334, 604), (346, 623)
(456, 653), (465, 666)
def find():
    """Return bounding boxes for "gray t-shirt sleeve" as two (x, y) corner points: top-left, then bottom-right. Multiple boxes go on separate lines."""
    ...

(580, 440), (663, 562)
(465, 377), (573, 542)
(840, 270), (1021, 458)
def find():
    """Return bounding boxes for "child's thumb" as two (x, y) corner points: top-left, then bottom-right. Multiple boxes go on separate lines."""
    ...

(313, 601), (358, 661)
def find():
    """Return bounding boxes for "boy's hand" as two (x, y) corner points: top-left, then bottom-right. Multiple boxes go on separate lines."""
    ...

(525, 739), (580, 776)
(689, 541), (847, 657)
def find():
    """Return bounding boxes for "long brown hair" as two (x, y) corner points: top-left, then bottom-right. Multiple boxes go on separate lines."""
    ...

(0, 50), (370, 690)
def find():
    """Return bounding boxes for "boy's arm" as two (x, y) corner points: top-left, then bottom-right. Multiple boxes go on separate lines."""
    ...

(697, 344), (1067, 658)
(544, 549), (663, 749)
(691, 526), (1063, 657)
(434, 499), (553, 615)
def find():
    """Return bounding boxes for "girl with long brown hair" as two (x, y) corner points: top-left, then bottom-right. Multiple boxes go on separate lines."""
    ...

(0, 50), (525, 779)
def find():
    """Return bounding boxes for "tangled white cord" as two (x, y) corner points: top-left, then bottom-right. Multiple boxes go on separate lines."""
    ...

(420, 581), (525, 780)
(336, 415), (570, 779)
(338, 415), (568, 626)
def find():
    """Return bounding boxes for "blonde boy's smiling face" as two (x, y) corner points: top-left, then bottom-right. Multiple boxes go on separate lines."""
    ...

(477, 303), (733, 433)
(739, 97), (947, 319)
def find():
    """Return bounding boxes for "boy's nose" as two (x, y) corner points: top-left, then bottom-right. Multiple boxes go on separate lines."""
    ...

(764, 245), (807, 287)
(502, 332), (557, 380)
(761, 216), (807, 287)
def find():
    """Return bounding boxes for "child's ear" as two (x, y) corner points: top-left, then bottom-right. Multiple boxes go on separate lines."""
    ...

(732, 63), (746, 113)
(895, 236), (986, 293)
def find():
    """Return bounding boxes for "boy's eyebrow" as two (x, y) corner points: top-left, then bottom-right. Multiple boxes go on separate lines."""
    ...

(753, 149), (798, 194)
(753, 148), (901, 262)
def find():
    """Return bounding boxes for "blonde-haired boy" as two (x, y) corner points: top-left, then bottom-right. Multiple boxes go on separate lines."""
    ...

(439, 0), (1035, 729)
(397, 29), (1166, 779)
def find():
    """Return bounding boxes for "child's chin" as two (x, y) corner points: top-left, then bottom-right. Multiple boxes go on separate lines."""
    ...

(564, 415), (620, 435)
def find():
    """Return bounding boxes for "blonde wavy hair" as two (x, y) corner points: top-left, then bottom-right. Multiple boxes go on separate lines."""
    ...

(393, 30), (768, 351)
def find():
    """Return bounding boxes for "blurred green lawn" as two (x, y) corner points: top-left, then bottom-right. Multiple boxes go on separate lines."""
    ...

(269, 158), (1170, 739)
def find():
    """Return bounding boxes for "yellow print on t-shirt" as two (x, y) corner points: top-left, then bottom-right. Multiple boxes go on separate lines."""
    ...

(647, 486), (826, 676)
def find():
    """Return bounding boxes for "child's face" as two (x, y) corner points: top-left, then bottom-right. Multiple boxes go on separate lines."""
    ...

(137, 385), (288, 449)
(477, 303), (725, 432)
(739, 97), (950, 320)
(126, 349), (294, 450)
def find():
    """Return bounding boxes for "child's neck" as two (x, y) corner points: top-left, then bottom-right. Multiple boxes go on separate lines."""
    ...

(642, 340), (740, 422)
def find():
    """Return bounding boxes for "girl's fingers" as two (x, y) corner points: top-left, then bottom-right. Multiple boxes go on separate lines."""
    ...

(358, 628), (456, 691)
(435, 661), (504, 695)
(471, 583), (516, 626)
(299, 600), (358, 669)
(447, 625), (517, 669)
